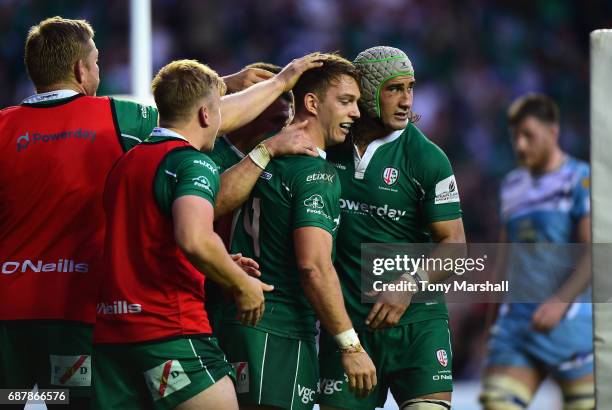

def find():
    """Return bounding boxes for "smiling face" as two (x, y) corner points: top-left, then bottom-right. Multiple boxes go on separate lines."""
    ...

(378, 75), (415, 131)
(316, 74), (361, 147)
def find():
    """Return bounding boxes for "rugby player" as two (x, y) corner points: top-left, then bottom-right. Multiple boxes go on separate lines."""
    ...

(318, 46), (466, 410)
(0, 15), (324, 407)
(479, 94), (593, 410)
(218, 54), (377, 410)
(207, 62), (297, 330)
(92, 57), (319, 409)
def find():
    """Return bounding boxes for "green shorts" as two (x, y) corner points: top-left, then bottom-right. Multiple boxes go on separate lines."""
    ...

(0, 320), (93, 401)
(318, 318), (453, 410)
(219, 324), (319, 410)
(92, 335), (234, 410)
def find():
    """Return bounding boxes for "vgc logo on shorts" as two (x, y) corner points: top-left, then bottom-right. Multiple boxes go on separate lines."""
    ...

(232, 362), (249, 393)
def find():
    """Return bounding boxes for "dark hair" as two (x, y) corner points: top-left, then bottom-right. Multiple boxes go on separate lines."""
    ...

(507, 93), (560, 126)
(292, 53), (360, 110)
(244, 62), (292, 102)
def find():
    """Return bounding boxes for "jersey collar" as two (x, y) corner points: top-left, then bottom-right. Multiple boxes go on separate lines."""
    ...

(316, 147), (327, 159)
(353, 129), (403, 180)
(21, 89), (80, 104)
(222, 135), (246, 158)
(150, 127), (189, 142)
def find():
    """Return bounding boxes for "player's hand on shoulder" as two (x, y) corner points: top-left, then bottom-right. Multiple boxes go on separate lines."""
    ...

(263, 120), (318, 158)
(340, 347), (377, 398)
(531, 297), (569, 332)
(233, 275), (273, 326)
(223, 68), (274, 93)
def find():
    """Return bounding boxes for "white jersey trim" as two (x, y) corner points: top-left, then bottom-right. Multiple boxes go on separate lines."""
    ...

(22, 89), (79, 104)
(222, 135), (246, 159)
(353, 129), (403, 180)
(151, 127), (189, 142)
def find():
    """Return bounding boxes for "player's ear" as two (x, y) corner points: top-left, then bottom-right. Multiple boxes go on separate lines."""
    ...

(74, 59), (86, 85)
(198, 105), (209, 128)
(304, 93), (319, 116)
(550, 123), (560, 142)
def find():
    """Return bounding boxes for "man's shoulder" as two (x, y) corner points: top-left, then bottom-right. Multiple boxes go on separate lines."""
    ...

(403, 123), (448, 158)
(275, 154), (334, 172)
(502, 167), (528, 188)
(274, 155), (339, 187)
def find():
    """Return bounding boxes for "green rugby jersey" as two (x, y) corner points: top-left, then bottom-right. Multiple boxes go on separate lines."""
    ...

(327, 123), (462, 329)
(208, 135), (245, 172)
(21, 91), (159, 151)
(225, 150), (341, 340)
(148, 131), (220, 214)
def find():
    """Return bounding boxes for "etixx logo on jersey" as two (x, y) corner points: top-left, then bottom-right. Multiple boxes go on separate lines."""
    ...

(382, 167), (399, 186)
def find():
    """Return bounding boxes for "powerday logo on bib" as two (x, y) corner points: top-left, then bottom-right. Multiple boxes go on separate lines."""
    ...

(382, 167), (399, 186)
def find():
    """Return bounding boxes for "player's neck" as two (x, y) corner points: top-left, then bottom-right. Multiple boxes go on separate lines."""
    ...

(353, 116), (390, 155)
(533, 148), (566, 175)
(160, 121), (209, 151)
(36, 82), (85, 95)
(294, 114), (326, 151)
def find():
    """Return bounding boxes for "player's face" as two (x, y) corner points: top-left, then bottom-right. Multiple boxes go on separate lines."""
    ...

(82, 39), (100, 96)
(378, 75), (415, 130)
(318, 74), (360, 146)
(250, 96), (292, 136)
(510, 116), (558, 170)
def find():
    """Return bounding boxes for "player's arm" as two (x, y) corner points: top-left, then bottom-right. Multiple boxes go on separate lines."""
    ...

(367, 145), (465, 330)
(110, 98), (159, 151)
(218, 53), (326, 134)
(172, 195), (272, 326)
(214, 121), (317, 218)
(294, 227), (377, 397)
(222, 67), (274, 93)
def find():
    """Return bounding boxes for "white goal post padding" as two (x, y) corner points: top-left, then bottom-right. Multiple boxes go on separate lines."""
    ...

(590, 29), (612, 410)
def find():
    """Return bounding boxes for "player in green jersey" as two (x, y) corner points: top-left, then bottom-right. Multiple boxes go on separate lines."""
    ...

(207, 62), (297, 330)
(218, 54), (377, 410)
(318, 47), (466, 410)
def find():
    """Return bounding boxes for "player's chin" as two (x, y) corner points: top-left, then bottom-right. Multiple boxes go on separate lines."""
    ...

(384, 117), (409, 130)
(333, 127), (349, 144)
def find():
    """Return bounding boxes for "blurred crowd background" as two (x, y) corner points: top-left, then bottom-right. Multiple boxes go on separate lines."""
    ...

(1, 0), (610, 384)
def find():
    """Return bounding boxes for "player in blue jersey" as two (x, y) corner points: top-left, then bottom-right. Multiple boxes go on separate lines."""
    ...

(480, 94), (593, 410)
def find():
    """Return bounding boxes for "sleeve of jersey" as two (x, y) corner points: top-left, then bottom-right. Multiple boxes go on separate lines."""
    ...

(570, 164), (590, 221)
(110, 98), (159, 151)
(420, 145), (463, 223)
(173, 153), (220, 207)
(290, 163), (341, 235)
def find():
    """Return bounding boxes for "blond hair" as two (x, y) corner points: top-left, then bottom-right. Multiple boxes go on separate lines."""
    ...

(25, 16), (94, 88)
(152, 59), (226, 124)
